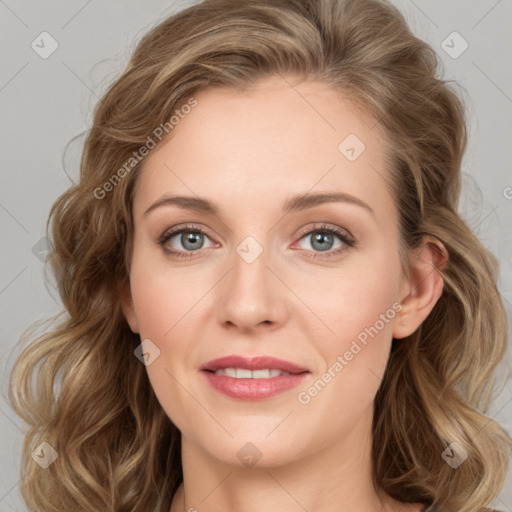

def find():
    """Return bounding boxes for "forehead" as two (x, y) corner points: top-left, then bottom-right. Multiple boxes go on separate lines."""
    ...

(133, 76), (393, 222)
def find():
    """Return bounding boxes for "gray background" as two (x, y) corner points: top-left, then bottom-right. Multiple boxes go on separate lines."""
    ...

(1, 0), (511, 509)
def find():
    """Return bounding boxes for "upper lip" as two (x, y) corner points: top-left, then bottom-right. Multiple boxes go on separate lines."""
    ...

(200, 355), (309, 374)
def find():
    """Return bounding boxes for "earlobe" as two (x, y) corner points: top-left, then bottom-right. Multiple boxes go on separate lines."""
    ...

(393, 236), (448, 339)
(120, 279), (140, 334)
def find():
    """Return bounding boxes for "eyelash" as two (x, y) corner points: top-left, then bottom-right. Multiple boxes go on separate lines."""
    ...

(157, 223), (355, 260)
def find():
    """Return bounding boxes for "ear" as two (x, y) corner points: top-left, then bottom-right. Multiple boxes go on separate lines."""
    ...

(120, 278), (140, 334)
(393, 236), (448, 339)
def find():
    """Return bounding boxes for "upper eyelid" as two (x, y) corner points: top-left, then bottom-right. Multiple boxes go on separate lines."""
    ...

(160, 224), (212, 241)
(296, 223), (353, 240)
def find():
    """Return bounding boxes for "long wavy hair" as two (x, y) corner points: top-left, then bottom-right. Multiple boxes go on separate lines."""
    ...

(8, 0), (511, 510)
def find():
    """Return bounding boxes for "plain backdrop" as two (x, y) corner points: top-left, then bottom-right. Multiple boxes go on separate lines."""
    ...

(1, 0), (511, 510)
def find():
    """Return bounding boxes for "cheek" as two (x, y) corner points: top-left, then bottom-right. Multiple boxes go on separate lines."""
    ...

(129, 254), (211, 340)
(293, 289), (398, 443)
(300, 252), (401, 398)
(303, 250), (402, 345)
(128, 261), (205, 432)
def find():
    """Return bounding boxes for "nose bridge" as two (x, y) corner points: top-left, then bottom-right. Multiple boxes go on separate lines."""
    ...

(217, 230), (286, 329)
(230, 232), (271, 301)
(235, 234), (266, 266)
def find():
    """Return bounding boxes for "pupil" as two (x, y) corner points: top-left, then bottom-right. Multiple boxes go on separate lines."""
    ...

(183, 232), (202, 250)
(312, 232), (332, 251)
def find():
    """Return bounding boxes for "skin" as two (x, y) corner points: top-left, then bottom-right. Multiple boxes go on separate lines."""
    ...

(121, 75), (446, 512)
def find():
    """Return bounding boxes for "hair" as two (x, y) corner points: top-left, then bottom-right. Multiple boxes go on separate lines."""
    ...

(7, 0), (511, 511)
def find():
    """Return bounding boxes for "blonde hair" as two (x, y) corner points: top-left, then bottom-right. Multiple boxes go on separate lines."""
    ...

(8, 0), (511, 510)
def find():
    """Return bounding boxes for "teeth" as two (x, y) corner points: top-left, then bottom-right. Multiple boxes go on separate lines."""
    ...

(236, 368), (252, 378)
(213, 368), (292, 378)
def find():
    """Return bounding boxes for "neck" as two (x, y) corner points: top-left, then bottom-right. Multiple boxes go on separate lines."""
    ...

(169, 405), (412, 512)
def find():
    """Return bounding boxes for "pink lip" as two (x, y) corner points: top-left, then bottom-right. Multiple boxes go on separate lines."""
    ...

(200, 355), (309, 373)
(200, 355), (310, 401)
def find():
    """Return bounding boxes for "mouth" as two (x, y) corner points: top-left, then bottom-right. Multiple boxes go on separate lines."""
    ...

(208, 368), (294, 378)
(200, 355), (310, 401)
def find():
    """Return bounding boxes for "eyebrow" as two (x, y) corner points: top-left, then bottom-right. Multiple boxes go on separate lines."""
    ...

(143, 191), (374, 217)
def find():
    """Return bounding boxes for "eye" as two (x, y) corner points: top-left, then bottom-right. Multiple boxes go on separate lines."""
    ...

(294, 224), (355, 259)
(158, 224), (215, 259)
(158, 222), (355, 260)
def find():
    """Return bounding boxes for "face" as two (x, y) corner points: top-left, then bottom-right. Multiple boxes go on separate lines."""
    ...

(122, 75), (414, 468)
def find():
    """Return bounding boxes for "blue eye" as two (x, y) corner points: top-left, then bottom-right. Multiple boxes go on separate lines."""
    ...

(158, 223), (355, 260)
(294, 224), (355, 259)
(158, 224), (213, 259)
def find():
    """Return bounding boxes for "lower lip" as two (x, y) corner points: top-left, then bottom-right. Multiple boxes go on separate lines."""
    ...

(201, 371), (309, 400)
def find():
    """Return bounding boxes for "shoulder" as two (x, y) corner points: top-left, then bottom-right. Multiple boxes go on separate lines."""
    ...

(422, 507), (503, 512)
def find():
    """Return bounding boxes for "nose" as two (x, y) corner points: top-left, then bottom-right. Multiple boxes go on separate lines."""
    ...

(216, 236), (289, 334)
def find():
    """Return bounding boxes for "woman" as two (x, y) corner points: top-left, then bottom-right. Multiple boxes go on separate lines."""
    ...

(8, 0), (511, 511)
